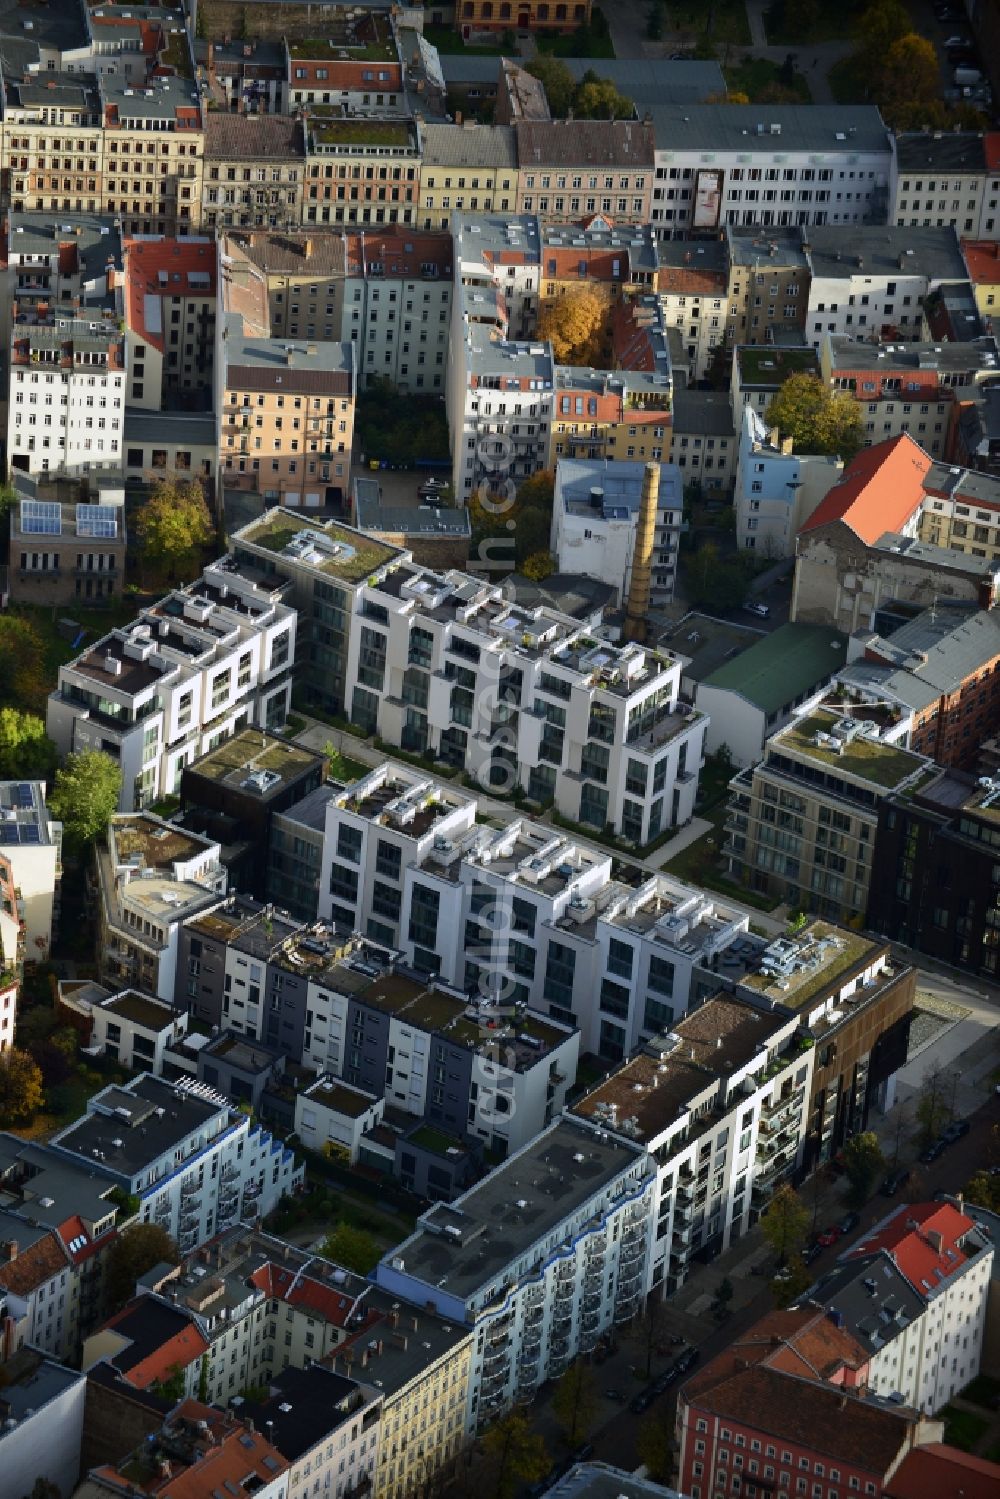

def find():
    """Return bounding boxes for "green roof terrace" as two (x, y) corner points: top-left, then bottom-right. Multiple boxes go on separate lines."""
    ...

(239, 510), (400, 583)
(737, 345), (819, 387)
(739, 922), (881, 1012)
(310, 117), (414, 149)
(778, 711), (928, 791)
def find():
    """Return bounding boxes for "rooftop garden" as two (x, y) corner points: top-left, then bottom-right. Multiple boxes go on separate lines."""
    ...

(738, 346), (818, 385)
(312, 118), (412, 148)
(289, 29), (395, 62)
(783, 714), (925, 789)
(409, 1123), (464, 1156)
(243, 514), (396, 583)
(159, 26), (193, 79)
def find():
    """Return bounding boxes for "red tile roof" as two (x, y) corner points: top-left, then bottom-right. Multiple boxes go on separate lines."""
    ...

(101, 1300), (210, 1389)
(798, 434), (932, 543)
(125, 237), (217, 353)
(885, 1442), (1000, 1499)
(985, 134), (1000, 175)
(683, 1308), (869, 1404)
(843, 1202), (974, 1299)
(250, 1261), (361, 1328)
(57, 1213), (106, 1266)
(0, 1232), (68, 1297)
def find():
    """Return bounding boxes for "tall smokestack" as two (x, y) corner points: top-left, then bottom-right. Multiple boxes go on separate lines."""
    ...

(624, 462), (659, 643)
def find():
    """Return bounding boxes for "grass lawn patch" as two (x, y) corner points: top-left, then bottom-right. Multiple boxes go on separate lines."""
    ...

(661, 807), (782, 912)
(423, 24), (504, 56)
(668, 0), (751, 46)
(536, 8), (615, 57)
(724, 56), (810, 103)
(282, 713), (307, 736)
(940, 1406), (990, 1452)
(325, 747), (369, 783)
(961, 1373), (1000, 1410)
(762, 10), (851, 44)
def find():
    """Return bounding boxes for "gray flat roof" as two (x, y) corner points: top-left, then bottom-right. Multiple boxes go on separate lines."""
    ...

(672, 389), (736, 438)
(331, 1283), (470, 1397)
(51, 1075), (227, 1182)
(649, 104), (890, 157)
(556, 457), (683, 519)
(545, 1463), (686, 1499)
(895, 132), (987, 173)
(869, 531), (1000, 576)
(387, 1119), (644, 1304)
(0, 1350), (82, 1425)
(506, 572), (616, 620)
(124, 407), (216, 445)
(662, 611), (767, 683)
(278, 783), (343, 835)
(923, 462), (1000, 507)
(355, 493), (471, 537)
(807, 226), (967, 283)
(824, 334), (999, 376)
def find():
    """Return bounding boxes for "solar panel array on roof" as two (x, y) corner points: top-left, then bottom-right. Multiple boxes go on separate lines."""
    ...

(76, 503), (119, 538)
(20, 499), (62, 535)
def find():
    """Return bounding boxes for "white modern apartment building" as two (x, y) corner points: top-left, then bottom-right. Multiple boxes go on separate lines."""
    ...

(551, 457), (684, 607)
(95, 814), (226, 1001)
(0, 780), (62, 956)
(341, 561), (707, 842)
(318, 788), (750, 1060)
(46, 556), (296, 810)
(244, 919), (580, 1159)
(49, 1073), (304, 1257)
(646, 104), (893, 238)
(376, 1116), (655, 1428)
(817, 1200), (994, 1414)
(734, 405), (844, 555)
(804, 225), (968, 347)
(571, 993), (810, 1295)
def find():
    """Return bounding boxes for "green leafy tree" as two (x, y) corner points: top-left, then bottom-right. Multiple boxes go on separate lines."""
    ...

(963, 1171), (1000, 1212)
(0, 1048), (44, 1125)
(0, 615), (48, 714)
(760, 1183), (809, 1266)
(135, 477), (214, 584)
(516, 471), (556, 512)
(878, 33), (942, 129)
(48, 749), (122, 852)
(480, 1411), (549, 1499)
(712, 1276), (735, 1320)
(843, 1131), (886, 1208)
(526, 56), (575, 117)
(152, 1362), (187, 1401)
(858, 0), (910, 71)
(573, 71), (634, 121)
(631, 1291), (668, 1380)
(22, 1481), (61, 1499)
(107, 1224), (178, 1313)
(766, 373), (864, 461)
(770, 1256), (812, 1309)
(551, 1358), (598, 1447)
(319, 1223), (381, 1275)
(0, 708), (56, 781)
(0, 483), (17, 519)
(915, 1060), (955, 1148)
(521, 550), (556, 581)
(636, 1413), (674, 1482)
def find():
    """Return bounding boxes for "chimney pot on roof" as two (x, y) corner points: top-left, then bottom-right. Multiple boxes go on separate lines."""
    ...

(4, 1240), (16, 1262)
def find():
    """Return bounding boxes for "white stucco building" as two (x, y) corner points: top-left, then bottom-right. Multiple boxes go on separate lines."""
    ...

(551, 457), (684, 607)
(49, 1073), (304, 1257)
(804, 225), (968, 348)
(46, 556), (296, 810)
(0, 780), (61, 957)
(375, 1116), (655, 1429)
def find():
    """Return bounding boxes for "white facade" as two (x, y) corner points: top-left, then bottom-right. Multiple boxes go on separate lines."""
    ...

(804, 229), (967, 350)
(318, 796), (749, 1061)
(295, 1076), (384, 1163)
(0, 1358), (86, 1499)
(89, 989), (189, 1072)
(341, 565), (706, 843)
(375, 1117), (655, 1429)
(343, 262), (452, 394)
(7, 312), (126, 477)
(649, 105), (892, 239)
(50, 1073), (304, 1258)
(0, 1229), (76, 1363)
(46, 557), (296, 810)
(551, 458), (683, 608)
(571, 998), (810, 1296)
(889, 135), (1000, 239)
(735, 406), (844, 556)
(0, 780), (61, 956)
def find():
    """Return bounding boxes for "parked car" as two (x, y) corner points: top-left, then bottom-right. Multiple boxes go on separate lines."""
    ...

(945, 33), (973, 46)
(941, 1119), (970, 1143)
(675, 1349), (699, 1375)
(801, 1240), (824, 1265)
(920, 1139), (946, 1164)
(653, 1369), (677, 1395)
(744, 600), (770, 618)
(603, 1389), (626, 1402)
(630, 1389), (654, 1414)
(838, 1211), (861, 1235)
(881, 1168), (911, 1197)
(816, 1226), (840, 1248)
